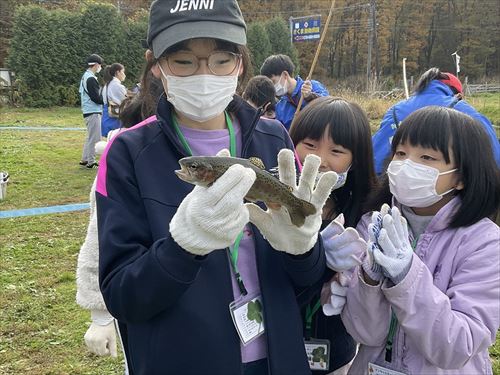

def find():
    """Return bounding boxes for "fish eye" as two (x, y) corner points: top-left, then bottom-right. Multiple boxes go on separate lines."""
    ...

(188, 163), (198, 170)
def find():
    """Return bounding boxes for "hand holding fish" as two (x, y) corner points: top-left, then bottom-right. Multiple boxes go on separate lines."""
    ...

(169, 149), (256, 256)
(247, 149), (337, 255)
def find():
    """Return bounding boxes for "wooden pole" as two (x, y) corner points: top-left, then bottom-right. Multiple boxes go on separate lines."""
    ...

(290, 0), (336, 131)
(402, 58), (409, 99)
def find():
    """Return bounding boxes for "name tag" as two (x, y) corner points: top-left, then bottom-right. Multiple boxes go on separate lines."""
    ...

(229, 294), (265, 345)
(368, 362), (407, 375)
(304, 339), (330, 371)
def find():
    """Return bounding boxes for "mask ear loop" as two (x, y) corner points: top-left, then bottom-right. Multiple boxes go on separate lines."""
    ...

(157, 62), (168, 80)
(436, 168), (459, 197)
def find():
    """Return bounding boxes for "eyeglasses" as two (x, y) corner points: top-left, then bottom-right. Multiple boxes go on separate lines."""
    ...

(163, 51), (242, 77)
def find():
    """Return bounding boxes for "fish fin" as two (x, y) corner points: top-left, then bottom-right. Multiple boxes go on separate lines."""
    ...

(248, 157), (265, 169)
(288, 200), (316, 227)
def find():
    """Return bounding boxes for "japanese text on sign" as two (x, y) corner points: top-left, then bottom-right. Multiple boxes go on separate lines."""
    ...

(290, 16), (321, 43)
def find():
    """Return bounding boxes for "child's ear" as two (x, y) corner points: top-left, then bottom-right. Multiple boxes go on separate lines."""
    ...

(455, 180), (465, 191)
(151, 63), (161, 79)
(147, 50), (162, 79)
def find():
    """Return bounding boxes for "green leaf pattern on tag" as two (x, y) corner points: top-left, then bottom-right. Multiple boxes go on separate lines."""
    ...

(247, 299), (263, 324)
(312, 346), (327, 364)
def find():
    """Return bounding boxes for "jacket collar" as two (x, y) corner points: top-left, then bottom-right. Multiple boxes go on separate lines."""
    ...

(155, 94), (262, 158)
(291, 76), (304, 97)
(421, 80), (455, 97)
(393, 195), (461, 233)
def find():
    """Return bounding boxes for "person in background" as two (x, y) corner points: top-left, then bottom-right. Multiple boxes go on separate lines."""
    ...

(242, 75), (277, 119)
(79, 54), (104, 169)
(95, 0), (337, 374)
(289, 96), (377, 374)
(101, 63), (127, 138)
(338, 107), (500, 374)
(76, 58), (164, 372)
(372, 67), (500, 174)
(260, 54), (329, 130)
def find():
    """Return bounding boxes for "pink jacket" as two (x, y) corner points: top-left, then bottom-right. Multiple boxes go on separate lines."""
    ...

(342, 197), (500, 374)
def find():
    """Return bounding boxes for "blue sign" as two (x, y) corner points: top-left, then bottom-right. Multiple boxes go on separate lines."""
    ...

(290, 16), (321, 43)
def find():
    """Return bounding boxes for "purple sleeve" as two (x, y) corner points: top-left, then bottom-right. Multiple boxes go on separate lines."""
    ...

(382, 227), (500, 369)
(341, 267), (392, 346)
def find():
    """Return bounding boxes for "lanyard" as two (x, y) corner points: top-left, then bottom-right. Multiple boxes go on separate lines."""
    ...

(305, 299), (322, 339)
(384, 235), (419, 363)
(171, 111), (236, 157)
(229, 231), (247, 296)
(171, 111), (245, 294)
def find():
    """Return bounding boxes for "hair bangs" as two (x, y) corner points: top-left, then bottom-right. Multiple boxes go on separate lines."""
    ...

(392, 106), (452, 163)
(290, 97), (357, 150)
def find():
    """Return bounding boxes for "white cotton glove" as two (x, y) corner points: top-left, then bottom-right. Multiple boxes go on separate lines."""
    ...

(247, 149), (337, 255)
(361, 204), (391, 283)
(170, 149), (256, 256)
(322, 273), (349, 316)
(373, 207), (413, 284)
(322, 214), (364, 272)
(84, 310), (117, 357)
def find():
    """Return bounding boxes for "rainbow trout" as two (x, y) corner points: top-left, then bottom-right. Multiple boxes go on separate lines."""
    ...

(175, 156), (316, 227)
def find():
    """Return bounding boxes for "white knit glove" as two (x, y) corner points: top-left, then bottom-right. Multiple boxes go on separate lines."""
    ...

(170, 150), (256, 256)
(360, 204), (390, 282)
(373, 207), (413, 284)
(84, 310), (117, 357)
(322, 214), (363, 272)
(322, 273), (349, 316)
(247, 149), (337, 255)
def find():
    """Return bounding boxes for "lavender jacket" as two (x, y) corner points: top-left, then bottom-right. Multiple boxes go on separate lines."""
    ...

(342, 197), (500, 375)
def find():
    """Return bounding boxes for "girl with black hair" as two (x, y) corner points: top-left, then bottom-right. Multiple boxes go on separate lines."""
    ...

(289, 96), (378, 374)
(242, 75), (277, 119)
(338, 106), (500, 375)
(101, 63), (127, 137)
(95, 1), (337, 373)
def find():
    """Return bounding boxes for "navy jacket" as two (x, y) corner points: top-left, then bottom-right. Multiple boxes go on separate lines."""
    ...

(372, 80), (500, 174)
(96, 96), (326, 375)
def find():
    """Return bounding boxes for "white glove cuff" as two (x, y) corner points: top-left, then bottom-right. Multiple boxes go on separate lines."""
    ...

(91, 309), (114, 326)
(389, 256), (413, 284)
(361, 255), (383, 282)
(170, 206), (245, 255)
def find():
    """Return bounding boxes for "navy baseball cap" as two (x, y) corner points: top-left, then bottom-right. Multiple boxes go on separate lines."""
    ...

(147, 0), (247, 59)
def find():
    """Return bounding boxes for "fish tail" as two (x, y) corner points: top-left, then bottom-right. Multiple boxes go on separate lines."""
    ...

(288, 200), (316, 227)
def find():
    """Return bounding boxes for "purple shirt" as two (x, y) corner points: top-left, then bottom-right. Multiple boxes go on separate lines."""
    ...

(180, 118), (268, 363)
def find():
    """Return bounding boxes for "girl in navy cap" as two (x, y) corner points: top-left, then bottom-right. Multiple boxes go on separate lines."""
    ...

(95, 1), (337, 374)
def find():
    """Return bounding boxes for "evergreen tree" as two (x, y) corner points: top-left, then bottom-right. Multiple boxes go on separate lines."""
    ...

(246, 21), (272, 75)
(265, 17), (300, 73)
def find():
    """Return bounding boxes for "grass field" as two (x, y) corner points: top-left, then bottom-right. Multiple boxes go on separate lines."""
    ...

(0, 94), (499, 374)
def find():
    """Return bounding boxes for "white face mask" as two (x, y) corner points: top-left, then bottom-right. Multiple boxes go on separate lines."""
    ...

(388, 159), (457, 207)
(332, 165), (350, 190)
(96, 65), (102, 74)
(158, 64), (237, 122)
(274, 74), (288, 97)
(316, 165), (350, 192)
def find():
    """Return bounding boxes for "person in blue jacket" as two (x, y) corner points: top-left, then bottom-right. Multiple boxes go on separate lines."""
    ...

(373, 67), (500, 174)
(95, 1), (337, 374)
(260, 54), (329, 130)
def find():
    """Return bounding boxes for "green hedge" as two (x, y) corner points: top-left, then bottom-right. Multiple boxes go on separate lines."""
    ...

(7, 4), (148, 107)
(7, 4), (296, 107)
